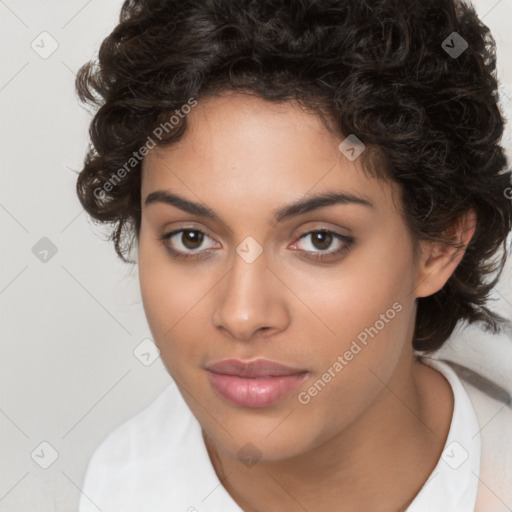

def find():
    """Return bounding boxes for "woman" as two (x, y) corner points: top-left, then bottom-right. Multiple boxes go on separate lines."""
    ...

(75, 0), (512, 510)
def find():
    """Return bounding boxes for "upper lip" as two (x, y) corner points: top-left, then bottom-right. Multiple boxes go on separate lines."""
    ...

(206, 358), (307, 378)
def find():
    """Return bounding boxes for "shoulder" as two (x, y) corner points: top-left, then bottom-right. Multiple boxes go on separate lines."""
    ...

(453, 367), (512, 511)
(78, 381), (194, 512)
(422, 325), (512, 510)
(90, 380), (187, 465)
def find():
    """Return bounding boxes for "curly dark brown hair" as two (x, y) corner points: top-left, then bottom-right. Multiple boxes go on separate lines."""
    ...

(75, 0), (512, 352)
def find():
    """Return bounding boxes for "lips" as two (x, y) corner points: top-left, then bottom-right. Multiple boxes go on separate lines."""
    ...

(205, 358), (308, 408)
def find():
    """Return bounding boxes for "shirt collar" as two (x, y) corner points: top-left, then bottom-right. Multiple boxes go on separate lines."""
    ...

(406, 355), (482, 512)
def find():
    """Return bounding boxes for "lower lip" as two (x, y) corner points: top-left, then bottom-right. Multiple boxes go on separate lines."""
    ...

(207, 371), (308, 408)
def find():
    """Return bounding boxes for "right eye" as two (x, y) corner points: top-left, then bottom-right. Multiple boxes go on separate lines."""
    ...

(159, 228), (219, 260)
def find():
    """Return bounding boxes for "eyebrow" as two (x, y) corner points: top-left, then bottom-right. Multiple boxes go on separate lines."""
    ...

(144, 190), (374, 224)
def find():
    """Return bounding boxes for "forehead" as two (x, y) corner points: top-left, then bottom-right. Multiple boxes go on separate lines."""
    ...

(141, 92), (400, 218)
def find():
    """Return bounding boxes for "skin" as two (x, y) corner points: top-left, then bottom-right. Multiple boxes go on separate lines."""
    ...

(137, 91), (476, 512)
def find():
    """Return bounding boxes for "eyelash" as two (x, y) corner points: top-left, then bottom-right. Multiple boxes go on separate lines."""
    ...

(158, 228), (354, 262)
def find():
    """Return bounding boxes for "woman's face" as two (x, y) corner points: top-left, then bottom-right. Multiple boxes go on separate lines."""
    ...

(138, 91), (422, 462)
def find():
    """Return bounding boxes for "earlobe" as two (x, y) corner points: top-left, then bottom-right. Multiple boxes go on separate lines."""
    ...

(414, 209), (477, 298)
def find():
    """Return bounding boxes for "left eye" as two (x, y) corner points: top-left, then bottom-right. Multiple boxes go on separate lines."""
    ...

(290, 230), (353, 260)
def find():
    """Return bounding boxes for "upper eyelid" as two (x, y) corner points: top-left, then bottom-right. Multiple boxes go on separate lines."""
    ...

(291, 230), (352, 250)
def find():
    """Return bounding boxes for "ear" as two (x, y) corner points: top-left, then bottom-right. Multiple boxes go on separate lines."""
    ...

(415, 209), (477, 298)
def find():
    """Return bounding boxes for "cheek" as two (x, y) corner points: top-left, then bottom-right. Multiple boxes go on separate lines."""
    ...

(283, 229), (416, 398)
(138, 234), (199, 362)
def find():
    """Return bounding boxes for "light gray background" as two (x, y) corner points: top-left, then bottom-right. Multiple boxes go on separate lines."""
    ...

(0, 1), (511, 511)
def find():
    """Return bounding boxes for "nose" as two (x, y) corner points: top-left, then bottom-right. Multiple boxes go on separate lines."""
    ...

(211, 249), (290, 342)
